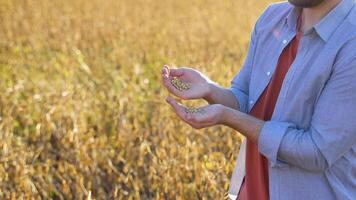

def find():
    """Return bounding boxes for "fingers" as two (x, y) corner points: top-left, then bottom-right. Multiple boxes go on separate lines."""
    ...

(165, 96), (208, 129)
(169, 68), (184, 77)
(161, 65), (170, 78)
(162, 75), (183, 96)
(161, 65), (194, 100)
(162, 65), (184, 77)
(161, 69), (189, 99)
(161, 66), (176, 91)
(165, 96), (188, 120)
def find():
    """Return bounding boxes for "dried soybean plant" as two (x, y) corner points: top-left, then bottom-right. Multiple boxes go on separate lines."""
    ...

(0, 0), (264, 198)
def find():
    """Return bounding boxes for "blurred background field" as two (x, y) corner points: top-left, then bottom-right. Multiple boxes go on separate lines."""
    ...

(0, 0), (271, 199)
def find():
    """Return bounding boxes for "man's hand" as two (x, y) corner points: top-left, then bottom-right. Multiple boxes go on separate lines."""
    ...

(161, 65), (213, 100)
(165, 96), (226, 129)
(162, 68), (263, 143)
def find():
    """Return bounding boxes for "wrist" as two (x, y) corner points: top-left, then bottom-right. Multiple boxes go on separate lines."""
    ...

(218, 105), (231, 125)
(204, 82), (216, 103)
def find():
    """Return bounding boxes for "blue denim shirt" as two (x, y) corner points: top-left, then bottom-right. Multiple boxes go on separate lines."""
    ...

(229, 0), (356, 199)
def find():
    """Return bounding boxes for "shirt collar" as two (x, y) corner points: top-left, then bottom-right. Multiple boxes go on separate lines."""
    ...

(285, 6), (302, 33)
(285, 0), (355, 42)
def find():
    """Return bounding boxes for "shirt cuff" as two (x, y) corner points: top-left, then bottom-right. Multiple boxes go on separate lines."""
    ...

(228, 87), (248, 113)
(258, 121), (295, 167)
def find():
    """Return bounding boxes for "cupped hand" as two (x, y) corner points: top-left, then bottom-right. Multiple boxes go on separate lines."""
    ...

(161, 65), (212, 100)
(165, 96), (225, 129)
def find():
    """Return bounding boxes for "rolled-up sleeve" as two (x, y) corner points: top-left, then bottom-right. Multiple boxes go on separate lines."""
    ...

(229, 87), (249, 114)
(258, 50), (356, 172)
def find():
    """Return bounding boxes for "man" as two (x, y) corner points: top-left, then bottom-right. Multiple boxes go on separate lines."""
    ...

(161, 0), (356, 199)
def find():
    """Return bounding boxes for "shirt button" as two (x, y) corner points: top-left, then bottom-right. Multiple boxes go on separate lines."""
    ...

(267, 71), (271, 76)
(249, 100), (254, 105)
(282, 39), (287, 44)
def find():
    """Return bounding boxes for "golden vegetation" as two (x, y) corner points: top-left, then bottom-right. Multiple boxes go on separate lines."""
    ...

(0, 0), (270, 199)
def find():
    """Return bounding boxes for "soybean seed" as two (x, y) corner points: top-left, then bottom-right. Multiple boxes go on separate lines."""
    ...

(171, 77), (190, 91)
(185, 106), (204, 114)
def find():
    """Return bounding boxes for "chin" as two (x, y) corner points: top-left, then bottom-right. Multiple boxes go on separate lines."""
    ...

(288, 0), (326, 8)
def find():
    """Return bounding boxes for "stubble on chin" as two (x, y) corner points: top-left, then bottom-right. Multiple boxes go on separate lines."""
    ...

(288, 0), (325, 8)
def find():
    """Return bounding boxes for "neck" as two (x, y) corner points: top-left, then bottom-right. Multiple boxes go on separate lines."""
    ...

(301, 0), (341, 32)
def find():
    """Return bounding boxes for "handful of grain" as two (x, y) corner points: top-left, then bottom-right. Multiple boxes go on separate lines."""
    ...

(171, 77), (190, 91)
(185, 106), (204, 114)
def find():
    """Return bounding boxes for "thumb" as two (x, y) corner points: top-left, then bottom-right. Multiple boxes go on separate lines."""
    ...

(170, 68), (185, 77)
(164, 65), (184, 77)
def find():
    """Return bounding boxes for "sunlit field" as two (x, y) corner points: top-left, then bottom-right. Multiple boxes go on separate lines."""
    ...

(0, 0), (271, 199)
